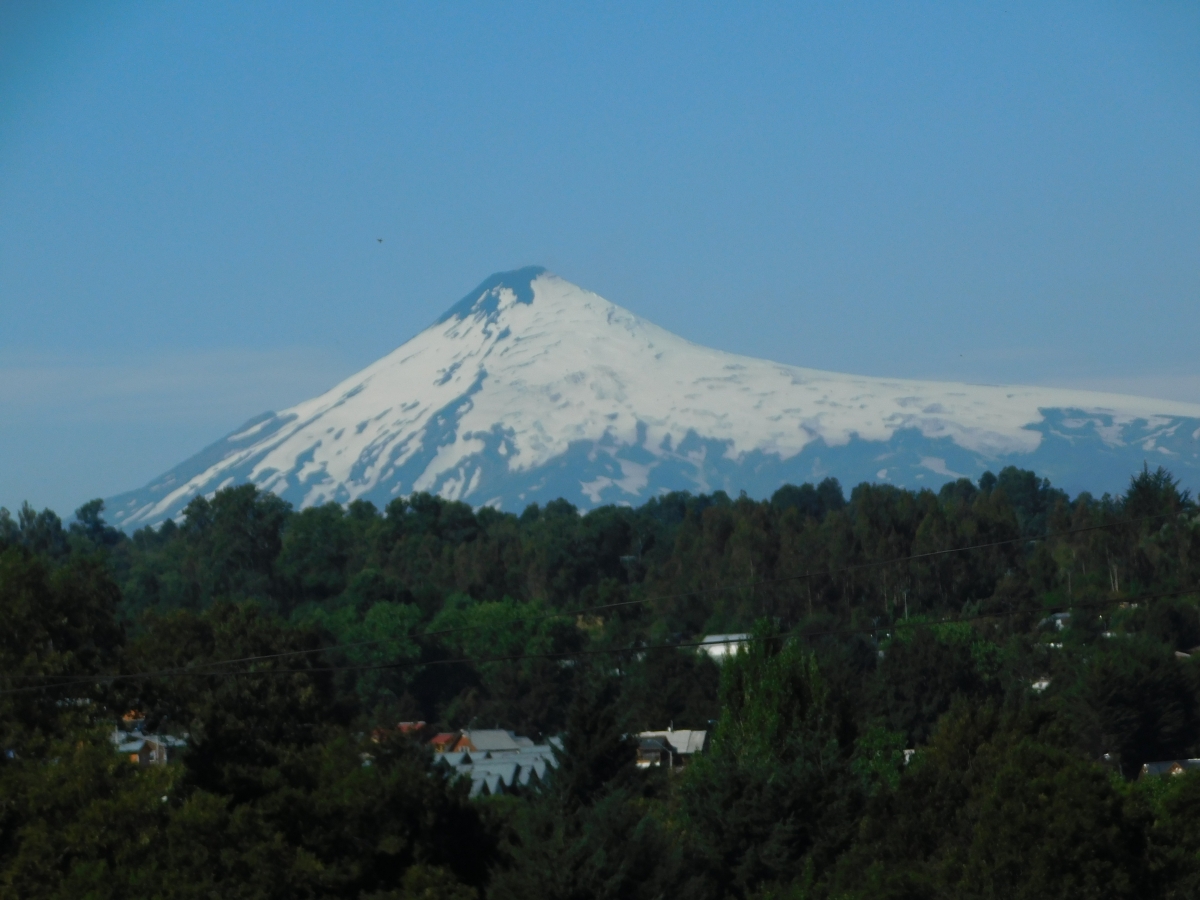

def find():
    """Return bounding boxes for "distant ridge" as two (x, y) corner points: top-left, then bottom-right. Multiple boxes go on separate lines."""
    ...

(107, 268), (1200, 529)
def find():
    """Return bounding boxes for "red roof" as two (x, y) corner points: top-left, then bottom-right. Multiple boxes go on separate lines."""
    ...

(429, 732), (458, 749)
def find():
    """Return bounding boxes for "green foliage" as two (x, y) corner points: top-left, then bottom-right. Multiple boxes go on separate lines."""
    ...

(297, 598), (423, 716)
(1068, 637), (1200, 776)
(0, 548), (123, 748)
(0, 504), (69, 559)
(990, 465), (1069, 538)
(677, 628), (857, 897)
(0, 730), (176, 900)
(828, 703), (1154, 899)
(1141, 770), (1200, 897)
(423, 594), (583, 736)
(3, 465), (1200, 896)
(276, 502), (355, 604)
(872, 625), (1001, 744)
(850, 725), (907, 795)
(770, 478), (845, 522)
(955, 740), (1146, 899)
(615, 647), (720, 732)
(489, 676), (674, 900)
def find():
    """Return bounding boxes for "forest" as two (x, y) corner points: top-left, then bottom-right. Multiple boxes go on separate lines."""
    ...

(2, 463), (1200, 899)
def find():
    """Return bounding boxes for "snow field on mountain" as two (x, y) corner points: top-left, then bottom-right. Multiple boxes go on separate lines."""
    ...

(107, 269), (1200, 528)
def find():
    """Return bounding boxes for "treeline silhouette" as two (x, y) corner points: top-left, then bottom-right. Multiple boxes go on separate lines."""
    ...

(1, 464), (1199, 898)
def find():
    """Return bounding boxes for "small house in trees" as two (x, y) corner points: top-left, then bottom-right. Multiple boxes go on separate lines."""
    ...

(431, 735), (561, 797)
(636, 735), (675, 768)
(699, 634), (749, 660)
(111, 729), (187, 767)
(430, 729), (537, 754)
(635, 728), (708, 769)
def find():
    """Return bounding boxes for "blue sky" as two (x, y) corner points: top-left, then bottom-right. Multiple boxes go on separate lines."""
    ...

(2, 1), (1198, 515)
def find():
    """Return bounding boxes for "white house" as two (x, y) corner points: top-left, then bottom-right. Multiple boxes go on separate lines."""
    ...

(699, 633), (750, 660)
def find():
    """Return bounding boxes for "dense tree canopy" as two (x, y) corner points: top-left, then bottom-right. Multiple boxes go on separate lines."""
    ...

(1, 464), (1199, 897)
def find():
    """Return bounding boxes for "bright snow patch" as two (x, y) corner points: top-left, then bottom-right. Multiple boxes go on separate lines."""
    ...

(106, 269), (1200, 528)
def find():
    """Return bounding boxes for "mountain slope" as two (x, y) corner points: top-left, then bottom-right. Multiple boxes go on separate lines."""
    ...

(107, 267), (1200, 529)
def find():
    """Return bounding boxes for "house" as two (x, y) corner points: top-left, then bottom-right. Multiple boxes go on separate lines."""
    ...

(635, 728), (708, 768)
(111, 728), (186, 767)
(426, 728), (558, 796)
(431, 729), (536, 754)
(699, 634), (750, 660)
(431, 736), (561, 797)
(1141, 759), (1200, 777)
(636, 735), (676, 768)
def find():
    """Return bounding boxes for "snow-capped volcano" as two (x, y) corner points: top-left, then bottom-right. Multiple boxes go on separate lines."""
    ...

(108, 267), (1200, 529)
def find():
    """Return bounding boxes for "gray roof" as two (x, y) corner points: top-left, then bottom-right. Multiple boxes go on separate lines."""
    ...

(637, 729), (707, 755)
(443, 742), (559, 797)
(110, 728), (187, 754)
(510, 746), (558, 760)
(463, 729), (523, 752)
(472, 761), (518, 784)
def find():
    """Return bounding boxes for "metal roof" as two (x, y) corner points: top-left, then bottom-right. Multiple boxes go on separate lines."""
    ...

(443, 743), (559, 797)
(462, 729), (523, 752)
(637, 729), (708, 754)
